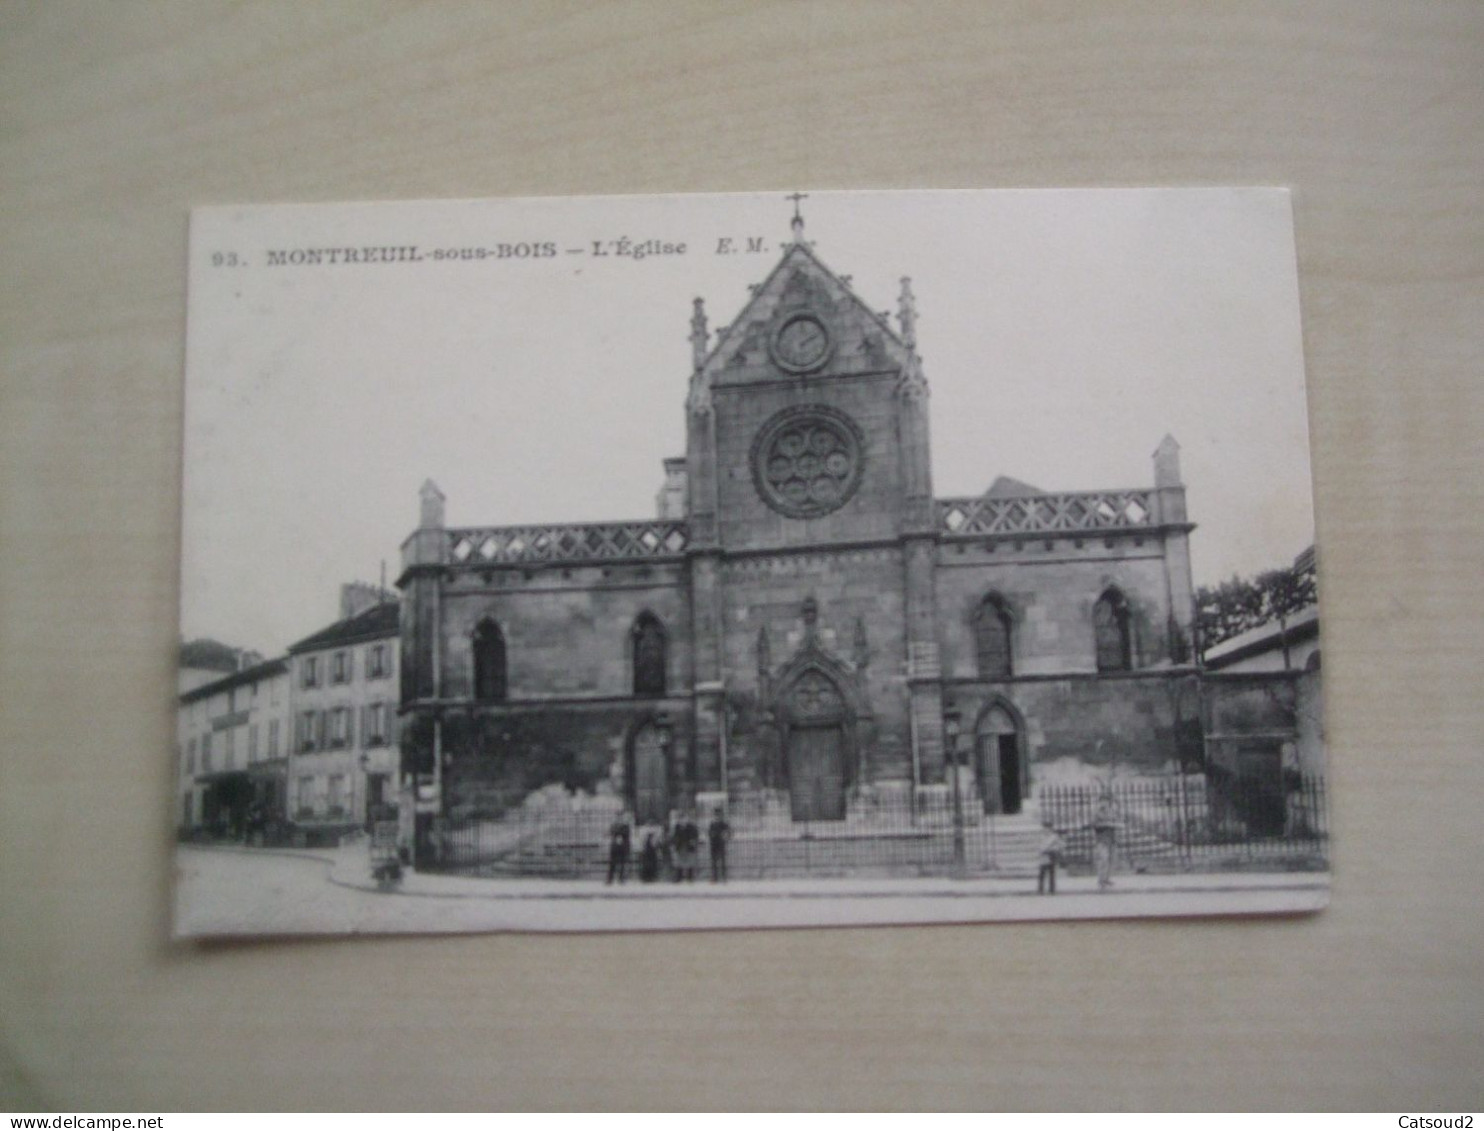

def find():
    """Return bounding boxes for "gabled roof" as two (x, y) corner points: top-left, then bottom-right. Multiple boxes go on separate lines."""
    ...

(698, 239), (911, 383)
(288, 600), (400, 655)
(179, 656), (289, 705)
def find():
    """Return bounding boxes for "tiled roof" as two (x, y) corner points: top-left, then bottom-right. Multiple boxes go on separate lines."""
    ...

(288, 600), (400, 654)
(179, 656), (289, 705)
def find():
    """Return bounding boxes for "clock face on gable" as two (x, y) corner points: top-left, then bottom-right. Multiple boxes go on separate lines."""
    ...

(770, 312), (833, 374)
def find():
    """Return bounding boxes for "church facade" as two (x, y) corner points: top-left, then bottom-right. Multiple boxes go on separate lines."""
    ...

(396, 221), (1201, 838)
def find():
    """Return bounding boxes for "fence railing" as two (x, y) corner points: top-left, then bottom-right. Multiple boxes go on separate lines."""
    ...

(447, 520), (689, 566)
(937, 490), (1155, 537)
(430, 773), (1326, 880)
(1037, 774), (1327, 868)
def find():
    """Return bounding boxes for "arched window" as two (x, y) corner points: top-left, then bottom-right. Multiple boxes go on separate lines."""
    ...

(472, 619), (507, 703)
(632, 613), (667, 697)
(1094, 589), (1132, 672)
(973, 594), (1013, 678)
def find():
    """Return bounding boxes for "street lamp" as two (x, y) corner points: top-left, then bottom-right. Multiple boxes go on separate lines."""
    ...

(655, 711), (673, 820)
(358, 752), (369, 828)
(944, 701), (965, 876)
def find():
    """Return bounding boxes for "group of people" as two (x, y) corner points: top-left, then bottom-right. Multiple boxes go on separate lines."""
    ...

(606, 807), (731, 885)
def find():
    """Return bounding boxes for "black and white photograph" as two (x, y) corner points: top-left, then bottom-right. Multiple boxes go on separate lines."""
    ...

(174, 187), (1326, 935)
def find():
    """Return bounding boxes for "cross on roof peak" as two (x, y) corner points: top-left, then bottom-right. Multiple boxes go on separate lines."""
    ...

(786, 191), (808, 241)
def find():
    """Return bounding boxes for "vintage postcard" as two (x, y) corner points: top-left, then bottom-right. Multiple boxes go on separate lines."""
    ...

(174, 188), (1327, 935)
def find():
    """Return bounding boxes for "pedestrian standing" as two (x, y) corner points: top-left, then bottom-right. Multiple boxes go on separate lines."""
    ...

(708, 806), (731, 883)
(639, 831), (660, 882)
(605, 811), (632, 885)
(1036, 821), (1065, 894)
(674, 811), (700, 882)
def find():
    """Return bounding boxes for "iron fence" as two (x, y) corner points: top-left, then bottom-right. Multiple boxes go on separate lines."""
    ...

(430, 773), (1326, 880)
(1037, 773), (1327, 869)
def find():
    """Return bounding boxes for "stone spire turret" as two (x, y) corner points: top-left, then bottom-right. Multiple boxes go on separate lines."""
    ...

(690, 296), (708, 371)
(418, 479), (445, 529)
(1154, 434), (1183, 488)
(898, 276), (918, 349)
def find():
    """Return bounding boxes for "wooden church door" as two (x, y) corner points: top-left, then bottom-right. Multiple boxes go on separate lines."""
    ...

(631, 723), (668, 824)
(786, 670), (848, 822)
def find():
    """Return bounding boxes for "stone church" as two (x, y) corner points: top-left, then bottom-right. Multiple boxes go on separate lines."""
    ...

(397, 214), (1200, 836)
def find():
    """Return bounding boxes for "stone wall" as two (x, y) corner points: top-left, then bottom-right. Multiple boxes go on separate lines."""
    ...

(948, 672), (1199, 786)
(712, 372), (906, 551)
(935, 540), (1179, 676)
(438, 699), (694, 819)
(436, 563), (691, 700)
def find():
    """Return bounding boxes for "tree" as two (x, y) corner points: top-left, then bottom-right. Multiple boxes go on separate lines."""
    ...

(1196, 555), (1318, 657)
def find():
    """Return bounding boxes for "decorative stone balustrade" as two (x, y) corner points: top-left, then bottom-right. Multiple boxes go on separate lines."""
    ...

(447, 521), (690, 566)
(937, 490), (1155, 537)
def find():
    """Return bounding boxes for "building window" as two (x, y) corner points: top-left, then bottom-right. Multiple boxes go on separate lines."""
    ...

(302, 657), (319, 689)
(327, 773), (347, 817)
(296, 775), (315, 818)
(332, 650), (350, 684)
(330, 707), (351, 749)
(367, 643), (390, 679)
(268, 718), (279, 758)
(632, 613), (667, 697)
(224, 727), (235, 769)
(973, 594), (1013, 678)
(300, 710), (318, 753)
(201, 732), (213, 773)
(1094, 588), (1132, 672)
(472, 619), (507, 703)
(364, 703), (387, 747)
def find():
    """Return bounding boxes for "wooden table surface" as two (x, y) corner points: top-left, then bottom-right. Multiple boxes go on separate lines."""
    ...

(2, 1), (1481, 1112)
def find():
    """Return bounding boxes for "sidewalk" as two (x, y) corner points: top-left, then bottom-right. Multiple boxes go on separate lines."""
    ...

(326, 843), (1329, 904)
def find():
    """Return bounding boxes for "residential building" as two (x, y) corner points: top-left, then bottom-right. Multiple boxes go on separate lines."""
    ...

(176, 654), (292, 837)
(285, 583), (400, 838)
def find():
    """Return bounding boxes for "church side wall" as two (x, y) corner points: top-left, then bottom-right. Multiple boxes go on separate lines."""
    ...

(947, 675), (1198, 785)
(935, 541), (1177, 676)
(935, 539), (1195, 786)
(428, 566), (694, 818)
(437, 565), (691, 700)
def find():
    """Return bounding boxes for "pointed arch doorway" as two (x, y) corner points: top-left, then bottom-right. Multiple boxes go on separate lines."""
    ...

(783, 669), (849, 822)
(975, 702), (1026, 815)
(628, 721), (668, 824)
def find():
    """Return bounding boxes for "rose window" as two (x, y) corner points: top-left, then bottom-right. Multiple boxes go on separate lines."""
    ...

(750, 405), (865, 518)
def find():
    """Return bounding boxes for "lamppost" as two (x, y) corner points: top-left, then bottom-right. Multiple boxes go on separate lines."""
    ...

(655, 711), (673, 823)
(358, 752), (369, 830)
(944, 701), (965, 876)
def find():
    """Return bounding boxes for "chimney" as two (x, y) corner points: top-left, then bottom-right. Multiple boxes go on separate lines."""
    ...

(340, 582), (386, 620)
